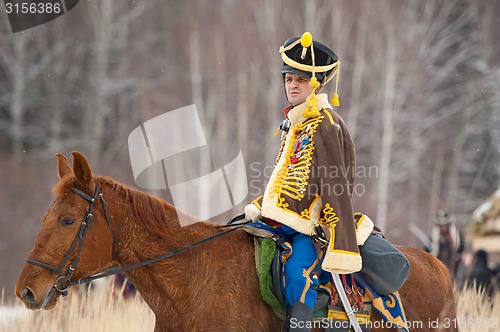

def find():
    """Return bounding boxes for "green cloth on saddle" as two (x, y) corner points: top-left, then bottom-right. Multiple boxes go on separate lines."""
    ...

(253, 237), (285, 319)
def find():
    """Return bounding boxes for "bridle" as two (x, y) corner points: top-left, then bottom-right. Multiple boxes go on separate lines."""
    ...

(25, 184), (247, 297)
(26, 185), (113, 296)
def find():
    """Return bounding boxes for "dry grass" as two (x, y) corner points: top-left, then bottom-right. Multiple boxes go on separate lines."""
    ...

(1, 286), (499, 331)
(0, 286), (154, 332)
(454, 286), (500, 332)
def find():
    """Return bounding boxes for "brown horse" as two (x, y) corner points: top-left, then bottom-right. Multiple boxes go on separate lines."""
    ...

(15, 152), (457, 332)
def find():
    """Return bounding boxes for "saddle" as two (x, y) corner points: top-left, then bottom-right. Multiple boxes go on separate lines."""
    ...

(254, 237), (365, 320)
(250, 230), (410, 331)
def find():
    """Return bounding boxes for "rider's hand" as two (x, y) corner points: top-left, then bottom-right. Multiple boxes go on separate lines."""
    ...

(244, 204), (261, 222)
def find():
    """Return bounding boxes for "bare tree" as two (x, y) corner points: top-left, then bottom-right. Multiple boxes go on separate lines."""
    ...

(83, 0), (147, 160)
(375, 2), (398, 232)
(0, 24), (28, 163)
(346, 0), (370, 139)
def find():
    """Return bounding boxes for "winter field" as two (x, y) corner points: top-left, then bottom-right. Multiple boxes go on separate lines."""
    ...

(0, 286), (498, 332)
(0, 286), (155, 332)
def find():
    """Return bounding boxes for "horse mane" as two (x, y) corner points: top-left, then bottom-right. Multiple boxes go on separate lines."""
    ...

(54, 174), (200, 238)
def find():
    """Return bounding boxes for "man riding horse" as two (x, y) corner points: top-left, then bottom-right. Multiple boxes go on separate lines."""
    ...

(244, 32), (410, 331)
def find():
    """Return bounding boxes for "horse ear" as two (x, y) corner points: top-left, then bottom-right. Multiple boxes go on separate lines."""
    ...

(56, 153), (72, 179)
(71, 151), (92, 189)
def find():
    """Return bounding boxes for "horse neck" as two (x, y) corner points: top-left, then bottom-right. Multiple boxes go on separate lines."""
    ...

(96, 177), (186, 261)
(96, 177), (223, 322)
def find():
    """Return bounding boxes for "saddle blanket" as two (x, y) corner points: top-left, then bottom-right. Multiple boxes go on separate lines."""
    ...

(254, 236), (409, 330)
(355, 275), (409, 331)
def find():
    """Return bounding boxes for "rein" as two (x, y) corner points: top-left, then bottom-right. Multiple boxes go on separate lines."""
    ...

(69, 215), (247, 287)
(26, 185), (248, 295)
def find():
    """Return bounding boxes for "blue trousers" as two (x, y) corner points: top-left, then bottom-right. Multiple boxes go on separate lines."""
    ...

(250, 222), (330, 310)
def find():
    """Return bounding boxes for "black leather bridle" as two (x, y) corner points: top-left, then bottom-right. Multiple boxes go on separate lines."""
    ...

(25, 185), (247, 296)
(26, 185), (113, 296)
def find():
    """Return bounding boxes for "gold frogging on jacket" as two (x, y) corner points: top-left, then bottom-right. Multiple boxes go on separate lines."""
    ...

(270, 116), (322, 202)
(256, 94), (374, 274)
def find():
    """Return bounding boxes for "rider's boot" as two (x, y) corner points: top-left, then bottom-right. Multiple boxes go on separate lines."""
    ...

(287, 301), (314, 331)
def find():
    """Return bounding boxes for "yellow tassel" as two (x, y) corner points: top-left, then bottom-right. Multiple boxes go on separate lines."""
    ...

(331, 65), (341, 107)
(330, 93), (340, 107)
(309, 77), (320, 90)
(274, 127), (281, 136)
(303, 93), (320, 118)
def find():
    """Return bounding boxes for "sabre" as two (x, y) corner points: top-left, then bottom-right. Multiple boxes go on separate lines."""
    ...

(310, 222), (363, 332)
(331, 272), (363, 332)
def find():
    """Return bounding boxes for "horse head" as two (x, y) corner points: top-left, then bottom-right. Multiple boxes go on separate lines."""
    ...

(15, 151), (114, 310)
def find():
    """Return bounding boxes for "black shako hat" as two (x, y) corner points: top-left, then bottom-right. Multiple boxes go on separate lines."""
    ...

(279, 32), (341, 107)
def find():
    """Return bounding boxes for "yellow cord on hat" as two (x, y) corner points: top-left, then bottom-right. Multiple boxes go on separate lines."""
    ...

(303, 76), (321, 118)
(301, 32), (321, 118)
(330, 64), (340, 107)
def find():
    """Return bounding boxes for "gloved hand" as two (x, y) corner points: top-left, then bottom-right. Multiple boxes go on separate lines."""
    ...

(310, 222), (328, 247)
(244, 204), (261, 222)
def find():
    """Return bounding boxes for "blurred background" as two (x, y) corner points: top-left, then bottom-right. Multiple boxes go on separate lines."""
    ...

(1, 0), (499, 300)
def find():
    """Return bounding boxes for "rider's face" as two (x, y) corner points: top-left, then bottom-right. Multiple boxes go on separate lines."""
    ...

(284, 73), (312, 106)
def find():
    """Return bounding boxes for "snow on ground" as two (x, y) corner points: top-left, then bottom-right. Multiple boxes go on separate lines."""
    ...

(0, 305), (28, 327)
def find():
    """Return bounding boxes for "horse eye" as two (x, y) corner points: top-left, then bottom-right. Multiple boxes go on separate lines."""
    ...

(61, 217), (76, 226)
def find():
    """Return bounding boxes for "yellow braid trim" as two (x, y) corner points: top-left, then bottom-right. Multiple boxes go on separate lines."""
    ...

(322, 109), (335, 125)
(280, 51), (338, 74)
(322, 203), (340, 252)
(323, 204), (340, 226)
(321, 61), (340, 86)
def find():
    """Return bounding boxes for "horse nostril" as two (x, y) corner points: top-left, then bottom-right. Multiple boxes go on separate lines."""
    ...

(20, 287), (35, 304)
